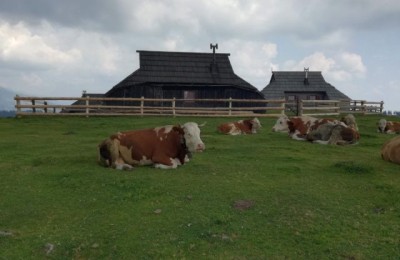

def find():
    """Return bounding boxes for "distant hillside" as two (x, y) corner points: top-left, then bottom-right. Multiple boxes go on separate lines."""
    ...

(0, 86), (17, 111)
(0, 110), (16, 117)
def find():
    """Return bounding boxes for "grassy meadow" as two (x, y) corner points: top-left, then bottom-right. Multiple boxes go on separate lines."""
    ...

(0, 115), (399, 259)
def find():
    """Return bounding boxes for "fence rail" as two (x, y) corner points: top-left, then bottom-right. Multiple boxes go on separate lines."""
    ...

(14, 96), (384, 117)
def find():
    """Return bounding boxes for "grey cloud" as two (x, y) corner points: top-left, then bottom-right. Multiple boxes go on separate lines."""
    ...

(2, 0), (400, 42)
(0, 0), (127, 32)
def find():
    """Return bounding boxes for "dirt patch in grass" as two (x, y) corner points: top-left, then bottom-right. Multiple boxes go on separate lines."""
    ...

(233, 200), (254, 211)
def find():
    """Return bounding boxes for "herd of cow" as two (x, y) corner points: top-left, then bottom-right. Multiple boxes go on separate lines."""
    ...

(97, 115), (400, 170)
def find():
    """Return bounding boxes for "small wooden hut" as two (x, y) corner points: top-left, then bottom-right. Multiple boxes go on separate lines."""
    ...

(262, 69), (350, 101)
(261, 69), (351, 114)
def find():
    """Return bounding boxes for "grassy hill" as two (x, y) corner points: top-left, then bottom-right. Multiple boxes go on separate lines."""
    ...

(0, 115), (399, 259)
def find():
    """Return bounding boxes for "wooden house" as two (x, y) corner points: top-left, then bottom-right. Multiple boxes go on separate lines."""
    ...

(261, 69), (351, 103)
(104, 50), (265, 108)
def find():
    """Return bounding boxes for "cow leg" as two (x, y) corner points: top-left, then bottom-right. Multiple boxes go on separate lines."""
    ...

(99, 138), (133, 170)
(291, 130), (307, 141)
(153, 156), (179, 169)
(114, 158), (134, 170)
(229, 129), (242, 135)
(174, 158), (183, 166)
(115, 163), (134, 170)
(184, 154), (190, 163)
(313, 140), (329, 145)
(154, 159), (179, 169)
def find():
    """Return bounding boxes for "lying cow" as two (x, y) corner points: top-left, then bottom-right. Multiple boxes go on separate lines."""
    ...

(272, 115), (338, 140)
(217, 117), (261, 135)
(98, 122), (205, 170)
(381, 136), (400, 165)
(377, 118), (400, 134)
(306, 121), (360, 145)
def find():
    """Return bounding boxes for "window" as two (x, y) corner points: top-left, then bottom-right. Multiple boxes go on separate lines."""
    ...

(287, 95), (296, 101)
(308, 95), (317, 100)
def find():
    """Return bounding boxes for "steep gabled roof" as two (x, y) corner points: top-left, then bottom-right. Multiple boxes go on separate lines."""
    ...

(106, 50), (260, 94)
(261, 71), (351, 100)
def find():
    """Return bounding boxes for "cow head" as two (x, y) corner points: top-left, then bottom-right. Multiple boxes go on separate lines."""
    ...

(181, 122), (205, 153)
(251, 117), (262, 133)
(341, 114), (358, 131)
(272, 115), (289, 132)
(378, 118), (387, 133)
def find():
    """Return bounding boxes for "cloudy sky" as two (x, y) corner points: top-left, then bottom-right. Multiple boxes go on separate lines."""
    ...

(1, 0), (399, 110)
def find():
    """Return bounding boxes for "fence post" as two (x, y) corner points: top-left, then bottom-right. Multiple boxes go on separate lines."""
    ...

(340, 99), (347, 113)
(380, 101), (384, 113)
(44, 101), (48, 113)
(15, 95), (21, 114)
(361, 100), (366, 115)
(228, 97), (232, 116)
(299, 99), (303, 116)
(85, 96), (90, 117)
(140, 96), (144, 115)
(172, 97), (176, 117)
(281, 99), (285, 114)
(335, 101), (339, 114)
(32, 99), (36, 113)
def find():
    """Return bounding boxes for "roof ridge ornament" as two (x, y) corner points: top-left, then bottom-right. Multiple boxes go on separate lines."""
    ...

(210, 43), (218, 63)
(304, 67), (309, 85)
(304, 67), (309, 78)
(210, 43), (218, 73)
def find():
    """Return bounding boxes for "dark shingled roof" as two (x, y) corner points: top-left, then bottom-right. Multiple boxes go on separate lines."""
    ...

(106, 50), (261, 95)
(261, 71), (351, 100)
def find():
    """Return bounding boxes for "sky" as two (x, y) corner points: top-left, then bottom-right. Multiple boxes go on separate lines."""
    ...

(1, 0), (400, 111)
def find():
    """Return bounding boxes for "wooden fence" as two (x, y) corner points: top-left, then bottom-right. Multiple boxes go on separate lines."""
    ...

(14, 96), (286, 117)
(297, 99), (384, 116)
(14, 96), (384, 117)
(297, 100), (341, 116)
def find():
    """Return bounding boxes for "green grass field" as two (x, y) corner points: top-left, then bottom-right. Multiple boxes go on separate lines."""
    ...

(1, 115), (399, 259)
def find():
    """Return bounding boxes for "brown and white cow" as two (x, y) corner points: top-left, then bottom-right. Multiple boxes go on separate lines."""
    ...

(306, 121), (360, 145)
(272, 115), (338, 140)
(217, 117), (261, 135)
(377, 119), (400, 134)
(381, 136), (400, 165)
(98, 122), (205, 170)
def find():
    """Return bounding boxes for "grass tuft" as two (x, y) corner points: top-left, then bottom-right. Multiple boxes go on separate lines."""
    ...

(332, 161), (372, 174)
